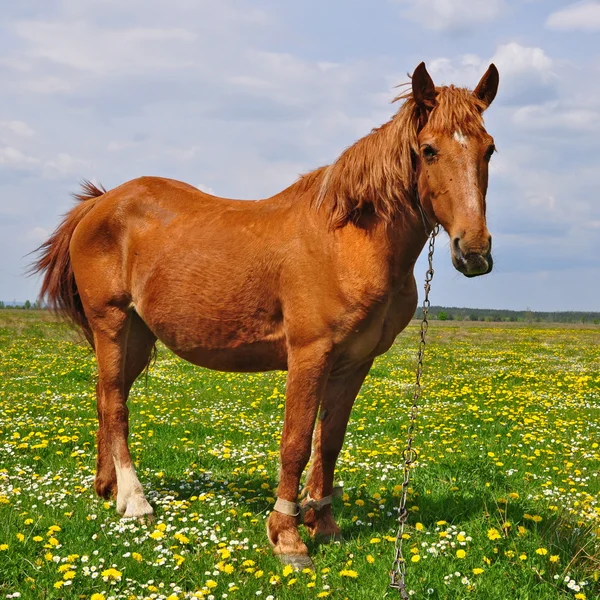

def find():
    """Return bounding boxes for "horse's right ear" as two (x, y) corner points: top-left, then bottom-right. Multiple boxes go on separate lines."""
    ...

(412, 62), (437, 112)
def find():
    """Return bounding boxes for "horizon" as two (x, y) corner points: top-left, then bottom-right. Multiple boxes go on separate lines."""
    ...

(1, 1), (599, 311)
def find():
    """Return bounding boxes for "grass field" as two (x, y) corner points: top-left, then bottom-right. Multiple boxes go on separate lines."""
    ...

(0, 310), (599, 599)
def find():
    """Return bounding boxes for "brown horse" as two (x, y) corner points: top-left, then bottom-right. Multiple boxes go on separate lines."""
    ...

(33, 62), (499, 568)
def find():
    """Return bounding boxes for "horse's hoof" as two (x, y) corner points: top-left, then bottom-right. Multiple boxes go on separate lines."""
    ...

(315, 532), (342, 544)
(278, 554), (315, 570)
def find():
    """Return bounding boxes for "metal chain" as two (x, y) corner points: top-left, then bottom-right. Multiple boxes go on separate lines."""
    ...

(390, 224), (439, 597)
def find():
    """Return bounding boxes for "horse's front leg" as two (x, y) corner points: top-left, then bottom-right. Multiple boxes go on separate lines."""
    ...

(301, 360), (373, 542)
(267, 342), (332, 568)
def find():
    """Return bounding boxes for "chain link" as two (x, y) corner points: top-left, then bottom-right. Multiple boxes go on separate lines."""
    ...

(390, 225), (439, 597)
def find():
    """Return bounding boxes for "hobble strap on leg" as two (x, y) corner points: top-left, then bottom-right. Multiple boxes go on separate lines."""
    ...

(274, 498), (300, 517)
(302, 486), (344, 513)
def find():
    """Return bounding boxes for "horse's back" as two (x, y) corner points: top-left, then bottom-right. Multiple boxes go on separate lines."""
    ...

(70, 176), (296, 371)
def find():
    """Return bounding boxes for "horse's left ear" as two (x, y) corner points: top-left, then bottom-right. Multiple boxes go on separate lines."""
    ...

(473, 64), (499, 110)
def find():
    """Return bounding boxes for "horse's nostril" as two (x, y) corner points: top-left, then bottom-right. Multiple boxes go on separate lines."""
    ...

(453, 237), (461, 253)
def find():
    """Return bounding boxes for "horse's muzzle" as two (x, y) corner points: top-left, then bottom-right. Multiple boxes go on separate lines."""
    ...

(451, 243), (493, 277)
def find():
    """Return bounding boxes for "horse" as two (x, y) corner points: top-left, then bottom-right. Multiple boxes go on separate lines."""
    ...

(33, 62), (499, 568)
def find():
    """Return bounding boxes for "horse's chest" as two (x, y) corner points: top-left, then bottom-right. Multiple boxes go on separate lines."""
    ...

(338, 281), (417, 367)
(339, 303), (391, 364)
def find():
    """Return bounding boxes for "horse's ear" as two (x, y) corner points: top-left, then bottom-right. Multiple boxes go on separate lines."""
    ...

(412, 62), (437, 112)
(473, 64), (499, 110)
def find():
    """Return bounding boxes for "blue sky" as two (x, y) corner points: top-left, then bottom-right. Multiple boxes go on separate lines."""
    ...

(1, 0), (599, 310)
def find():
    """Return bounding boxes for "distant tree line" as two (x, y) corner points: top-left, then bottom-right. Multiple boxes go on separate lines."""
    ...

(0, 300), (42, 309)
(1, 301), (598, 324)
(416, 306), (600, 324)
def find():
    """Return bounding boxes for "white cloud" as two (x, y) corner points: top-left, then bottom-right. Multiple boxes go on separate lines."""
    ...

(491, 43), (553, 80)
(513, 103), (600, 132)
(21, 226), (49, 243)
(428, 43), (556, 104)
(14, 21), (197, 75)
(43, 153), (90, 178)
(0, 121), (35, 137)
(394, 0), (506, 34)
(0, 146), (39, 168)
(196, 183), (215, 195)
(546, 1), (600, 32)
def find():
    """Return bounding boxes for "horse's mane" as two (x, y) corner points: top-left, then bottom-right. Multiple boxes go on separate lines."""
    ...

(304, 85), (487, 228)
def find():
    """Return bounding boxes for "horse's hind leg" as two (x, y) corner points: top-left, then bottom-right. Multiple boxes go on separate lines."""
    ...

(94, 312), (155, 500)
(302, 361), (373, 541)
(92, 306), (154, 518)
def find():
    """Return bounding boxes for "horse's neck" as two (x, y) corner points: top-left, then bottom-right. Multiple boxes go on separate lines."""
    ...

(384, 217), (431, 287)
(333, 212), (430, 294)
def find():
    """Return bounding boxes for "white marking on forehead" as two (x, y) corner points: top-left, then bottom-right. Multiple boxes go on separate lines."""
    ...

(453, 130), (468, 147)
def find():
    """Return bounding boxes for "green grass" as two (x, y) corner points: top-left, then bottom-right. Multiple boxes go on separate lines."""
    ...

(0, 310), (599, 599)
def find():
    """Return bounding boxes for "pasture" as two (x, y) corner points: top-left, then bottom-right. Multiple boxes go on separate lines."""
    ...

(0, 310), (599, 599)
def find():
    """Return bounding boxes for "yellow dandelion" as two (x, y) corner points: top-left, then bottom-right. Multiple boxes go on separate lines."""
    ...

(339, 569), (359, 578)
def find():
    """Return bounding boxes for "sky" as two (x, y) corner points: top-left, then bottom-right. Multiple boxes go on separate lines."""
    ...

(0, 0), (599, 311)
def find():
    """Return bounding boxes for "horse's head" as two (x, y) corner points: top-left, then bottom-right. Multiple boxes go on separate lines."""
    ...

(412, 62), (499, 277)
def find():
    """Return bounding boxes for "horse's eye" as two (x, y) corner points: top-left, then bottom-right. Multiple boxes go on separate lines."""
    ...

(422, 145), (437, 161)
(484, 144), (496, 162)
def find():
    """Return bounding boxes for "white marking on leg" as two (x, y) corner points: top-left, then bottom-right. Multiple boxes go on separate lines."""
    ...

(453, 129), (468, 147)
(114, 459), (153, 518)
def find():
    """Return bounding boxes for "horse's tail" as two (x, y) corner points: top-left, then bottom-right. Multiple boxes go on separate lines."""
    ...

(31, 181), (107, 347)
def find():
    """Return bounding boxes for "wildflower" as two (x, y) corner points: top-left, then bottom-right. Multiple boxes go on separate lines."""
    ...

(317, 593), (330, 598)
(16, 533), (24, 542)
(370, 538), (381, 544)
(519, 554), (527, 561)
(174, 533), (190, 544)
(411, 555), (421, 563)
(339, 569), (358, 578)
(366, 555), (375, 564)
(101, 568), (122, 581)
(132, 552), (142, 562)
(487, 528), (501, 541)
(206, 580), (218, 589)
(0, 544), (8, 551)
(456, 550), (466, 559)
(549, 555), (559, 563)
(473, 568), (484, 575)
(535, 548), (548, 556)
(90, 595), (106, 600)
(282, 564), (294, 577)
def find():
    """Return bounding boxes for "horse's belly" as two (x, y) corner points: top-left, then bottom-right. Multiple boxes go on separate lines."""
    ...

(171, 340), (287, 372)
(137, 301), (287, 373)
